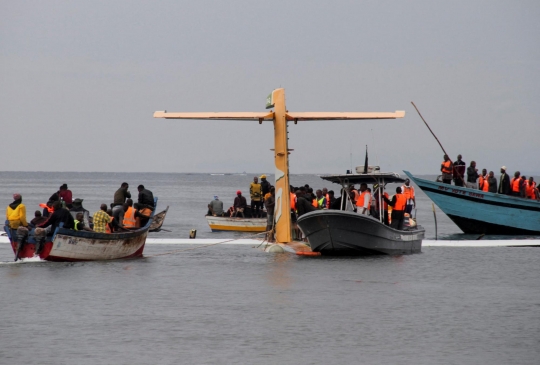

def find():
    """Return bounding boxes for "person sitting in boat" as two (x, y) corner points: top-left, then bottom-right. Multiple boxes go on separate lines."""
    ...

(6, 193), (29, 231)
(30, 210), (47, 228)
(39, 200), (55, 218)
(208, 195), (224, 217)
(59, 184), (73, 209)
(232, 190), (247, 218)
(69, 198), (89, 214)
(315, 189), (326, 209)
(466, 161), (479, 189)
(39, 201), (75, 233)
(440, 155), (453, 184)
(134, 204), (152, 228)
(355, 183), (371, 215)
(74, 212), (93, 232)
(92, 204), (112, 233)
(137, 185), (155, 210)
(383, 187), (407, 230)
(295, 190), (316, 217)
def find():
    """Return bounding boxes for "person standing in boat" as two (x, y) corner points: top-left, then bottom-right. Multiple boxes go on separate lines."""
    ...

(373, 185), (390, 225)
(478, 169), (489, 192)
(498, 166), (511, 195)
(510, 171), (525, 197)
(466, 161), (479, 189)
(233, 190), (247, 217)
(295, 190), (316, 217)
(383, 187), (407, 230)
(249, 177), (263, 218)
(113, 182), (131, 226)
(440, 155), (453, 184)
(264, 187), (276, 242)
(355, 183), (371, 215)
(137, 185), (155, 210)
(401, 179), (416, 214)
(453, 154), (466, 186)
(487, 171), (498, 193)
(260, 175), (271, 197)
(526, 177), (538, 200)
(315, 189), (326, 209)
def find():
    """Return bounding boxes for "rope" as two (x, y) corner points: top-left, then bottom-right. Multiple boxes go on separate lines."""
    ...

(144, 230), (272, 258)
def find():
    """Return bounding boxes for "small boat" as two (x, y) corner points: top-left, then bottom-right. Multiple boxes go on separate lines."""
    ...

(297, 170), (425, 255)
(149, 206), (169, 232)
(4, 200), (158, 262)
(206, 216), (266, 232)
(404, 171), (540, 235)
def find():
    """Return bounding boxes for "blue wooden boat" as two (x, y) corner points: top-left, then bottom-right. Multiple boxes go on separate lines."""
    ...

(404, 171), (540, 235)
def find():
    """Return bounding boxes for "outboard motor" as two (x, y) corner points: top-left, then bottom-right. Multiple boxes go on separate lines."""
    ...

(14, 226), (29, 261)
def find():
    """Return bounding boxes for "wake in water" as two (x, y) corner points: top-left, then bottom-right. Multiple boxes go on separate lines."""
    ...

(0, 256), (45, 265)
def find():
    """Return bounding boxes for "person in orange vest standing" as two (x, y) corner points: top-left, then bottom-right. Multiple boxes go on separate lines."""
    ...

(322, 188), (331, 209)
(401, 179), (416, 214)
(440, 155), (453, 184)
(526, 177), (537, 200)
(478, 169), (489, 192)
(355, 183), (371, 215)
(510, 171), (525, 197)
(383, 187), (407, 230)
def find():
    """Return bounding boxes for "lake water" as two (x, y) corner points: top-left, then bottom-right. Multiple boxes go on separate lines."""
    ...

(1, 172), (539, 364)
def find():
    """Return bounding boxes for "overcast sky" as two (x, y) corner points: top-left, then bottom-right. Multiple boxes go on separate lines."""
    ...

(2, 0), (539, 176)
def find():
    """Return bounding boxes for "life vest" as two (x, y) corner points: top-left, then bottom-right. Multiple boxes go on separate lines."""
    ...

(526, 182), (536, 199)
(325, 194), (330, 209)
(290, 192), (296, 210)
(511, 178), (521, 193)
(481, 176), (489, 192)
(105, 216), (112, 233)
(402, 186), (414, 203)
(355, 191), (371, 211)
(74, 219), (80, 231)
(317, 197), (325, 209)
(135, 207), (152, 227)
(39, 203), (54, 213)
(393, 194), (407, 211)
(441, 160), (452, 174)
(123, 207), (137, 228)
(312, 198), (318, 208)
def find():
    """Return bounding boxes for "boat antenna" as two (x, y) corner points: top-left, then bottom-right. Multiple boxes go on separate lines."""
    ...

(363, 145), (368, 174)
(411, 102), (465, 185)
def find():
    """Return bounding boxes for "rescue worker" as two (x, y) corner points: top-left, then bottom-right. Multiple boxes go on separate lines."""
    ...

(249, 177), (263, 218)
(453, 154), (466, 186)
(441, 155), (453, 184)
(401, 179), (416, 214)
(526, 177), (537, 200)
(510, 171), (524, 197)
(498, 166), (511, 195)
(6, 193), (28, 230)
(383, 187), (407, 230)
(315, 189), (326, 209)
(355, 183), (371, 215)
(478, 169), (489, 192)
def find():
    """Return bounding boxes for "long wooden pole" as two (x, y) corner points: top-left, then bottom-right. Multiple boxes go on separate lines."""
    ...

(411, 102), (465, 185)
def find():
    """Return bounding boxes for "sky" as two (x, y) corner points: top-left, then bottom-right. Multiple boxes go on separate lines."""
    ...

(1, 0), (539, 175)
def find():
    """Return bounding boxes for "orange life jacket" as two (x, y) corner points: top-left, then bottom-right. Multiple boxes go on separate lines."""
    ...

(402, 185), (414, 201)
(290, 192), (296, 210)
(511, 178), (521, 193)
(325, 194), (330, 209)
(441, 160), (452, 174)
(135, 208), (152, 227)
(355, 191), (371, 210)
(105, 216), (113, 233)
(39, 203), (54, 213)
(123, 207), (136, 228)
(312, 198), (318, 208)
(480, 176), (489, 192)
(393, 194), (407, 211)
(526, 182), (536, 199)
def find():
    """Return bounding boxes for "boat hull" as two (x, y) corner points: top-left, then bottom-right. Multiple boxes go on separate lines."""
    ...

(297, 210), (424, 256)
(404, 171), (540, 235)
(206, 216), (266, 232)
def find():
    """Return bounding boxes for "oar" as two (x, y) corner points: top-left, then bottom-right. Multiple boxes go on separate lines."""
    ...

(432, 203), (438, 241)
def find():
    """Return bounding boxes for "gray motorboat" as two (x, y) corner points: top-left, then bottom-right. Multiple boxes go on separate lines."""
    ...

(296, 169), (425, 255)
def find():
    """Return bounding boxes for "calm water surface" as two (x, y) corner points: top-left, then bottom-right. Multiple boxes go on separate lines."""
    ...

(1, 172), (539, 364)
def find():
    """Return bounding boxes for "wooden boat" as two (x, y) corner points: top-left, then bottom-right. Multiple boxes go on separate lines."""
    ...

(206, 216), (266, 232)
(296, 170), (425, 255)
(404, 171), (540, 235)
(4, 200), (158, 262)
(150, 206), (169, 232)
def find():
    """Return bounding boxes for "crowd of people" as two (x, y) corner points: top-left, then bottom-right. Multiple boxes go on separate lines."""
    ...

(207, 175), (415, 238)
(5, 183), (156, 238)
(440, 154), (539, 199)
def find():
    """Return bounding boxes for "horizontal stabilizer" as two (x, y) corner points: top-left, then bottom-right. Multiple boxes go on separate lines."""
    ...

(154, 111), (274, 120)
(285, 111), (405, 121)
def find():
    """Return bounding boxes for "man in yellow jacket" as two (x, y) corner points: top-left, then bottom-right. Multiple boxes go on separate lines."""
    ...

(6, 193), (28, 229)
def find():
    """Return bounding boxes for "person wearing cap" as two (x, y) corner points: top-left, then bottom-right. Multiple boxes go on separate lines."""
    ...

(233, 190), (247, 217)
(59, 184), (73, 208)
(249, 177), (263, 218)
(401, 179), (416, 214)
(260, 175), (271, 197)
(498, 166), (511, 195)
(207, 195), (224, 217)
(69, 198), (89, 214)
(6, 193), (29, 229)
